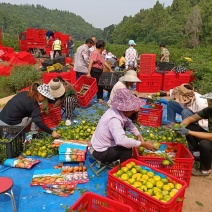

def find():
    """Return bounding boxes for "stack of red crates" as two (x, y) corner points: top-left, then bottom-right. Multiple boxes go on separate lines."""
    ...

(139, 54), (156, 74)
(42, 69), (76, 84)
(137, 54), (163, 92)
(163, 72), (191, 91)
(136, 72), (163, 92)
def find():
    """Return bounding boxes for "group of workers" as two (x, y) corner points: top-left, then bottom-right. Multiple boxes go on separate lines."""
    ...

(0, 37), (211, 177)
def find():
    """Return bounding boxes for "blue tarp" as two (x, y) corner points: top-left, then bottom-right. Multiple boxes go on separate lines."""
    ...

(0, 153), (109, 212)
(0, 95), (179, 212)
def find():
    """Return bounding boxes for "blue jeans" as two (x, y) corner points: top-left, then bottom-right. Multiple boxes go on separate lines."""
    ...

(167, 101), (194, 122)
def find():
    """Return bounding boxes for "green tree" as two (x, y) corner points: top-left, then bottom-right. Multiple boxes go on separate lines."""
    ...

(185, 5), (202, 48)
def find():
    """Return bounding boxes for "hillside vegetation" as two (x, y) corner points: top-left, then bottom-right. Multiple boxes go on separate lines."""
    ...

(104, 0), (212, 48)
(0, 3), (102, 41)
(0, 1), (211, 95)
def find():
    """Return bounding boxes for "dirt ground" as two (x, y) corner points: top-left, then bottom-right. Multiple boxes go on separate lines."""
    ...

(0, 72), (211, 211)
(183, 175), (212, 212)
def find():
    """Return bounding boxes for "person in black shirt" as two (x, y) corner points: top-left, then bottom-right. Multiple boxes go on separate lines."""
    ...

(176, 92), (212, 176)
(0, 83), (60, 138)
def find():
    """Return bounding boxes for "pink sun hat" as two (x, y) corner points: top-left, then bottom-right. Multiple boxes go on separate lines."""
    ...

(111, 88), (146, 111)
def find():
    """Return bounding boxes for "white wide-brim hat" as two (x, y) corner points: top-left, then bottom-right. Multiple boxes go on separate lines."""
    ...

(37, 84), (55, 100)
(119, 70), (141, 83)
(49, 79), (66, 98)
(201, 92), (212, 100)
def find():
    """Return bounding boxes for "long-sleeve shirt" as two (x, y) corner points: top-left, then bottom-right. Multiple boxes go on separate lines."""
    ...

(74, 44), (90, 73)
(0, 91), (53, 134)
(125, 46), (138, 69)
(91, 107), (141, 152)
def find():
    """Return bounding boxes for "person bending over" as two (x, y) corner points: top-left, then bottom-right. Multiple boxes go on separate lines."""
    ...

(0, 83), (60, 138)
(49, 77), (78, 126)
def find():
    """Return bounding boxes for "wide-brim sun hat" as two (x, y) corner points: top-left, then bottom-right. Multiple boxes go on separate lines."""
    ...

(111, 88), (146, 111)
(49, 79), (66, 98)
(119, 70), (141, 83)
(128, 40), (136, 45)
(201, 92), (212, 99)
(37, 84), (55, 100)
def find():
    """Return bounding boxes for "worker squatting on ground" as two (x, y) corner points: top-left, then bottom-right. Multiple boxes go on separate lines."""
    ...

(176, 92), (212, 176)
(159, 84), (208, 128)
(90, 88), (158, 164)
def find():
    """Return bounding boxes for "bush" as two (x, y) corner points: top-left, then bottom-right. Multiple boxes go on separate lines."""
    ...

(7, 65), (42, 92)
(0, 77), (13, 98)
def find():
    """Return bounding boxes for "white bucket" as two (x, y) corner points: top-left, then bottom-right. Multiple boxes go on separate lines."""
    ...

(50, 51), (54, 60)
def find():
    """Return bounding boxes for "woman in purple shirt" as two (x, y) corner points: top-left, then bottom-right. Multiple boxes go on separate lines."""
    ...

(91, 88), (157, 163)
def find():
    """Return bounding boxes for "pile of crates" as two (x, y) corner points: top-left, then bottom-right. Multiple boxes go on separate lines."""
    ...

(136, 54), (192, 92)
(42, 69), (76, 84)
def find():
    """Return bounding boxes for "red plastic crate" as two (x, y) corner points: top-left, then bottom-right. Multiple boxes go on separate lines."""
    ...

(186, 70), (195, 82)
(136, 73), (163, 92)
(41, 107), (61, 129)
(134, 142), (194, 186)
(74, 75), (98, 107)
(163, 72), (191, 91)
(107, 159), (187, 212)
(137, 104), (163, 127)
(70, 192), (133, 212)
(139, 54), (156, 74)
(19, 86), (30, 92)
(65, 57), (72, 65)
(42, 70), (76, 84)
(0, 65), (12, 76)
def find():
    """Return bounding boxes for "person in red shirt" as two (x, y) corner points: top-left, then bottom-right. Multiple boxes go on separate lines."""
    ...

(87, 40), (113, 103)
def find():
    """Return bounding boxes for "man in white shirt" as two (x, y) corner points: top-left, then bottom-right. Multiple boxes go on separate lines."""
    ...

(125, 40), (138, 70)
(74, 38), (94, 80)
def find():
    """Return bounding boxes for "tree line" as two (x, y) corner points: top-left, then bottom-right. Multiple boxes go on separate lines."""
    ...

(0, 0), (211, 49)
(103, 0), (212, 48)
(0, 3), (102, 41)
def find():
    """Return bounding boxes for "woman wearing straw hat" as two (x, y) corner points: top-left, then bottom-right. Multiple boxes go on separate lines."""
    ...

(107, 70), (141, 107)
(0, 83), (60, 138)
(176, 92), (212, 176)
(90, 88), (157, 163)
(49, 77), (77, 126)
